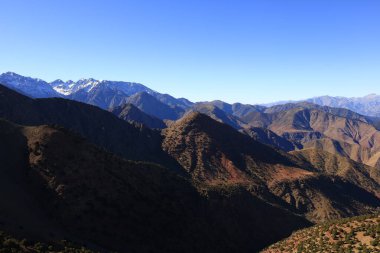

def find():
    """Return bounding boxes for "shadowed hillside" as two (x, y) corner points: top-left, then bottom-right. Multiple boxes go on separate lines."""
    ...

(190, 103), (248, 129)
(0, 230), (96, 253)
(126, 92), (185, 120)
(290, 149), (380, 196)
(110, 103), (166, 129)
(0, 84), (177, 168)
(241, 127), (297, 151)
(0, 119), (311, 253)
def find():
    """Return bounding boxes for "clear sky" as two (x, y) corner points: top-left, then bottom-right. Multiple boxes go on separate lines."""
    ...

(1, 0), (379, 104)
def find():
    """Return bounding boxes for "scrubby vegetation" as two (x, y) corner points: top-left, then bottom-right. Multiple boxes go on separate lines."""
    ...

(262, 213), (380, 253)
(0, 230), (99, 253)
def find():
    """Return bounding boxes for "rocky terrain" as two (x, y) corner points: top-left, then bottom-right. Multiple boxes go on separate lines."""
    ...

(1, 74), (380, 252)
(162, 112), (380, 222)
(242, 103), (380, 168)
(261, 213), (380, 253)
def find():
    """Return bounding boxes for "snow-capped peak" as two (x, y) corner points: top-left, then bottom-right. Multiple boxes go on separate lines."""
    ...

(0, 72), (60, 98)
(47, 77), (156, 97)
(48, 78), (101, 95)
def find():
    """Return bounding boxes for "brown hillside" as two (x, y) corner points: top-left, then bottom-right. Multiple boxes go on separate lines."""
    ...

(241, 127), (297, 151)
(243, 106), (380, 168)
(290, 148), (380, 196)
(261, 213), (380, 253)
(163, 113), (380, 222)
(0, 119), (310, 253)
(162, 112), (305, 185)
(190, 103), (247, 129)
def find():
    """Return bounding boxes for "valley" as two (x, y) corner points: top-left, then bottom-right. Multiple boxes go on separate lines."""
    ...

(0, 73), (380, 252)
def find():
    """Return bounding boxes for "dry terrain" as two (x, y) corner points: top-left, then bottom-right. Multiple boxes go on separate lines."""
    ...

(262, 214), (380, 253)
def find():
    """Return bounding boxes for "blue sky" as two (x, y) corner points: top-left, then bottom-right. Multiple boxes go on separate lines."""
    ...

(1, 0), (379, 104)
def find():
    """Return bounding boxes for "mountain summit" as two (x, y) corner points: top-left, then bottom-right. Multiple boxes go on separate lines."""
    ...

(0, 72), (60, 98)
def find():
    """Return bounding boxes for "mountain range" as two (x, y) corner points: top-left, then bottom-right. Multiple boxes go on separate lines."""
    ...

(0, 72), (192, 111)
(2, 72), (380, 119)
(265, 94), (380, 117)
(1, 72), (380, 252)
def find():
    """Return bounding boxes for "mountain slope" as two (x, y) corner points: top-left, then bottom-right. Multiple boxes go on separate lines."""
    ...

(265, 94), (380, 117)
(162, 113), (380, 222)
(162, 112), (300, 184)
(0, 72), (60, 98)
(68, 83), (130, 109)
(0, 84), (174, 166)
(56, 78), (154, 96)
(243, 104), (380, 168)
(126, 92), (185, 120)
(1, 72), (194, 111)
(241, 127), (297, 151)
(0, 119), (204, 252)
(195, 100), (265, 118)
(0, 119), (310, 253)
(151, 93), (193, 109)
(191, 103), (247, 129)
(110, 103), (166, 129)
(290, 148), (380, 197)
(307, 94), (380, 117)
(264, 102), (372, 123)
(261, 213), (380, 253)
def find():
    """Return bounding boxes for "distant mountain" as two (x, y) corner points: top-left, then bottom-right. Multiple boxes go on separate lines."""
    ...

(190, 103), (247, 129)
(265, 94), (380, 117)
(110, 103), (166, 129)
(242, 103), (380, 168)
(195, 100), (265, 118)
(125, 92), (185, 120)
(3, 72), (380, 121)
(64, 79), (164, 110)
(57, 78), (193, 110)
(0, 72), (193, 111)
(307, 94), (380, 117)
(151, 93), (194, 109)
(52, 78), (154, 96)
(263, 101), (380, 131)
(3, 72), (380, 168)
(0, 84), (175, 167)
(68, 83), (132, 109)
(264, 102), (373, 123)
(241, 127), (297, 151)
(0, 72), (60, 98)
